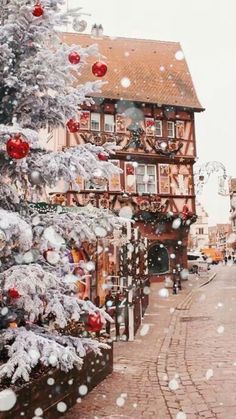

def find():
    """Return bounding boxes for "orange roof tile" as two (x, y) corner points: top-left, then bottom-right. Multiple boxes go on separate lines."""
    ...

(61, 33), (204, 111)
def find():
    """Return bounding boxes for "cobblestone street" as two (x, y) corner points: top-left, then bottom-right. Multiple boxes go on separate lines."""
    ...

(65, 265), (236, 419)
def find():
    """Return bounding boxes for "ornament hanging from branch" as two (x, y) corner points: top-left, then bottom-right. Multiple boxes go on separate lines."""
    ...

(32, 3), (44, 17)
(86, 313), (103, 332)
(8, 289), (21, 299)
(68, 51), (81, 65)
(67, 119), (80, 133)
(6, 135), (29, 159)
(72, 18), (87, 32)
(92, 61), (107, 77)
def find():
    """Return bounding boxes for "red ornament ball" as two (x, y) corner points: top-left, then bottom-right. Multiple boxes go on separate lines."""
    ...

(67, 119), (80, 133)
(33, 4), (44, 17)
(126, 166), (135, 175)
(68, 51), (81, 65)
(92, 61), (108, 77)
(6, 135), (29, 159)
(87, 313), (103, 332)
(97, 152), (108, 161)
(8, 288), (21, 299)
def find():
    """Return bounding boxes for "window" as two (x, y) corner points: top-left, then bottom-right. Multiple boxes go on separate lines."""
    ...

(104, 114), (114, 132)
(136, 164), (157, 194)
(198, 228), (204, 235)
(145, 118), (155, 136)
(155, 120), (162, 137)
(167, 121), (175, 138)
(91, 112), (100, 131)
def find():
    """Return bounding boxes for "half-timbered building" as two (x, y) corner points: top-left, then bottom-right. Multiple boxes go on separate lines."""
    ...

(50, 33), (204, 281)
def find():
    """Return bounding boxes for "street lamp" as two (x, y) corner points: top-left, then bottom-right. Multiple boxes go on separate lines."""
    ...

(194, 161), (230, 195)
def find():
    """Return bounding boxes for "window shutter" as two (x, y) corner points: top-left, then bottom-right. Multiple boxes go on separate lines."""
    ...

(109, 160), (121, 191)
(158, 164), (170, 194)
(124, 162), (136, 193)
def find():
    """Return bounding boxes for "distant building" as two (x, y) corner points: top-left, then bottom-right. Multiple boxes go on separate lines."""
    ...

(208, 224), (233, 253)
(229, 178), (236, 251)
(188, 202), (209, 250)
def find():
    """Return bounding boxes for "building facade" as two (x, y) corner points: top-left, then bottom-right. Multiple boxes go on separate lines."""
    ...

(49, 33), (204, 281)
(188, 202), (209, 250)
(208, 224), (233, 253)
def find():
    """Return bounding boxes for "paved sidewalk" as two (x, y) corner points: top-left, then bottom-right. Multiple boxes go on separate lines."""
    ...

(64, 271), (214, 419)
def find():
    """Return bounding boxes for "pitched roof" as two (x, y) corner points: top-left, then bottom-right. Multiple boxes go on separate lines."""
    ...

(61, 32), (204, 111)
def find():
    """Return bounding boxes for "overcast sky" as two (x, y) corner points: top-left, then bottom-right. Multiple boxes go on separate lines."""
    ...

(67, 0), (236, 226)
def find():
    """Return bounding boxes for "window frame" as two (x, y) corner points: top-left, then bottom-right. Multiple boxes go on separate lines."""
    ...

(104, 114), (115, 133)
(90, 112), (101, 132)
(136, 164), (157, 194)
(167, 121), (175, 138)
(155, 120), (163, 137)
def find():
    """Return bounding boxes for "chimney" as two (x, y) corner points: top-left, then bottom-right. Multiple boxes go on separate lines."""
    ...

(91, 24), (104, 38)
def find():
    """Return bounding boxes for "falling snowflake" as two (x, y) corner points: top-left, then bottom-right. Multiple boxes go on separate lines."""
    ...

(217, 325), (224, 334)
(57, 402), (67, 413)
(176, 412), (187, 419)
(158, 288), (169, 298)
(78, 385), (88, 396)
(175, 50), (185, 60)
(205, 369), (214, 380)
(47, 378), (55, 386)
(116, 396), (126, 407)
(0, 389), (17, 412)
(140, 324), (150, 336)
(121, 77), (131, 88)
(169, 378), (179, 391)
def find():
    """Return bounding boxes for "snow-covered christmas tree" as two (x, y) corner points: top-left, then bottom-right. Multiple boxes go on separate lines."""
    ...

(0, 0), (121, 387)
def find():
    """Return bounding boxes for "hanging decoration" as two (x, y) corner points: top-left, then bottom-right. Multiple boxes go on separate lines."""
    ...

(32, 3), (44, 17)
(66, 119), (80, 133)
(8, 289), (21, 299)
(86, 313), (103, 332)
(92, 61), (108, 77)
(181, 204), (189, 220)
(72, 18), (87, 32)
(68, 51), (81, 65)
(97, 152), (108, 161)
(6, 135), (29, 159)
(29, 170), (43, 185)
(126, 165), (135, 176)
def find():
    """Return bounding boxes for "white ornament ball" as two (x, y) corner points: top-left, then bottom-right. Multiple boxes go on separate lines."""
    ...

(94, 226), (107, 238)
(43, 226), (65, 248)
(46, 250), (60, 265)
(23, 251), (34, 264)
(0, 389), (17, 411)
(72, 18), (87, 32)
(29, 170), (43, 185)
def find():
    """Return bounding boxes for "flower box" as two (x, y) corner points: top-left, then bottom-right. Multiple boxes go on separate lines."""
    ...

(0, 343), (113, 419)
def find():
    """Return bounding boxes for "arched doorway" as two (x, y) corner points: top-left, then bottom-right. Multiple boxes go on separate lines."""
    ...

(148, 243), (169, 274)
